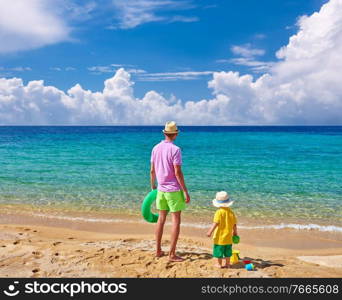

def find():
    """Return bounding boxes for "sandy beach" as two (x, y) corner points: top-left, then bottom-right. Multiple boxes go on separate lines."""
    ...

(1, 209), (341, 278)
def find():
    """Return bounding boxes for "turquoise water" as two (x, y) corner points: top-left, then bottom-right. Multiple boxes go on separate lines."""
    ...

(0, 126), (341, 225)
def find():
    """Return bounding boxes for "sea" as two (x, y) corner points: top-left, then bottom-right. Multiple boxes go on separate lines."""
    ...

(0, 126), (341, 232)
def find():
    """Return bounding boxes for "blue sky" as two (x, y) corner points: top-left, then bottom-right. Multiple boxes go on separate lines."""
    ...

(1, 0), (341, 125)
(0, 0), (326, 100)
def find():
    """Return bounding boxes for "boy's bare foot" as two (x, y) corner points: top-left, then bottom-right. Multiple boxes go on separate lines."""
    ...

(168, 255), (184, 262)
(155, 251), (165, 257)
(215, 264), (224, 268)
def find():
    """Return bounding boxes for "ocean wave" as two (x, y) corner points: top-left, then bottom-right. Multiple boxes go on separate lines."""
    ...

(238, 223), (342, 233)
(28, 212), (342, 233)
(30, 213), (143, 224)
(181, 222), (342, 233)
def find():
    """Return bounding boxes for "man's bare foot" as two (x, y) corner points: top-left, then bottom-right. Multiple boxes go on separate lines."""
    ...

(168, 255), (184, 262)
(155, 251), (165, 257)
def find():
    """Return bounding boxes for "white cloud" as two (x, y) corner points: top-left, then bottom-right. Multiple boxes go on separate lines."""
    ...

(0, 68), (228, 125)
(0, 0), (71, 53)
(111, 64), (128, 67)
(127, 68), (147, 74)
(1, 0), (342, 125)
(167, 15), (199, 23)
(253, 33), (266, 40)
(10, 67), (32, 72)
(59, 0), (97, 21)
(88, 64), (146, 75)
(0, 69), (180, 125)
(231, 44), (265, 58)
(88, 67), (213, 81)
(221, 44), (274, 73)
(110, 0), (198, 29)
(88, 65), (115, 74)
(209, 0), (342, 124)
(228, 58), (274, 73)
(137, 71), (214, 81)
(0, 66), (32, 72)
(51, 66), (76, 72)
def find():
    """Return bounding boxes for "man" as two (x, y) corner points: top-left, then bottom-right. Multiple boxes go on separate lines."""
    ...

(150, 121), (191, 262)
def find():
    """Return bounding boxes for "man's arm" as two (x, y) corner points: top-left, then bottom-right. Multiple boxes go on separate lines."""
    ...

(150, 163), (157, 190)
(174, 164), (190, 203)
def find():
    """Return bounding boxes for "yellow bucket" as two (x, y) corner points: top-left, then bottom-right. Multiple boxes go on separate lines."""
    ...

(230, 249), (240, 264)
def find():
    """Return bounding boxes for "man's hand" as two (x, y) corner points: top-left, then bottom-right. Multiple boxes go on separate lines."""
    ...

(185, 192), (190, 204)
(174, 165), (190, 204)
(150, 163), (156, 191)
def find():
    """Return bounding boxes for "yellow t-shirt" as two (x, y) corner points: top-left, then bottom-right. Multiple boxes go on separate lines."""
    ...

(213, 207), (237, 245)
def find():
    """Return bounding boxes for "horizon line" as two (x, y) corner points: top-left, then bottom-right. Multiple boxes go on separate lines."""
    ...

(1, 125), (342, 127)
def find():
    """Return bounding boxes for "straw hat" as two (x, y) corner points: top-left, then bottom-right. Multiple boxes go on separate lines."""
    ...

(162, 121), (179, 134)
(212, 191), (234, 208)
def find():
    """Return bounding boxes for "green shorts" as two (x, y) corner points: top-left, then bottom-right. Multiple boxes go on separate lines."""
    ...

(213, 244), (232, 258)
(156, 190), (186, 212)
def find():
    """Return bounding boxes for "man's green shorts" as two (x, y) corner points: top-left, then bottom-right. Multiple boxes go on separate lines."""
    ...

(213, 244), (232, 258)
(156, 190), (186, 212)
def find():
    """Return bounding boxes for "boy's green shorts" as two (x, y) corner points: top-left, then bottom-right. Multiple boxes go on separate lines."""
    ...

(156, 190), (186, 212)
(213, 244), (232, 258)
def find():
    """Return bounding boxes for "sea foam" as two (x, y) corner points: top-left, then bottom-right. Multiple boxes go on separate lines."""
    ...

(31, 212), (342, 233)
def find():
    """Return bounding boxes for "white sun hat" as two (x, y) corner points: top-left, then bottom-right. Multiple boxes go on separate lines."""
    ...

(162, 121), (180, 134)
(212, 191), (234, 208)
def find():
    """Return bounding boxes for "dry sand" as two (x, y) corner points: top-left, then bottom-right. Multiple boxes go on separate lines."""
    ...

(0, 216), (342, 278)
(297, 255), (342, 269)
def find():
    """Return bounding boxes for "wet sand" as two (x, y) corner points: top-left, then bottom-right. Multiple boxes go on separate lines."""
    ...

(0, 209), (342, 278)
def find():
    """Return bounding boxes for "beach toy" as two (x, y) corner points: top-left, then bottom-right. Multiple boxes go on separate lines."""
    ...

(230, 249), (240, 265)
(245, 263), (254, 271)
(243, 260), (251, 265)
(232, 235), (240, 244)
(141, 189), (159, 223)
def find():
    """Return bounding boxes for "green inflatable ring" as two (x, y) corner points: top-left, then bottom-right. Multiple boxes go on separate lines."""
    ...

(141, 189), (159, 223)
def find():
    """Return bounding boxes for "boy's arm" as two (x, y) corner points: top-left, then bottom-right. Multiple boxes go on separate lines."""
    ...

(233, 224), (238, 236)
(150, 163), (156, 190)
(232, 211), (238, 236)
(207, 223), (218, 237)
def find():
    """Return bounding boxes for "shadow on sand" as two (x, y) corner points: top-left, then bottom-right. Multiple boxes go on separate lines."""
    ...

(180, 252), (285, 270)
(229, 256), (285, 270)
